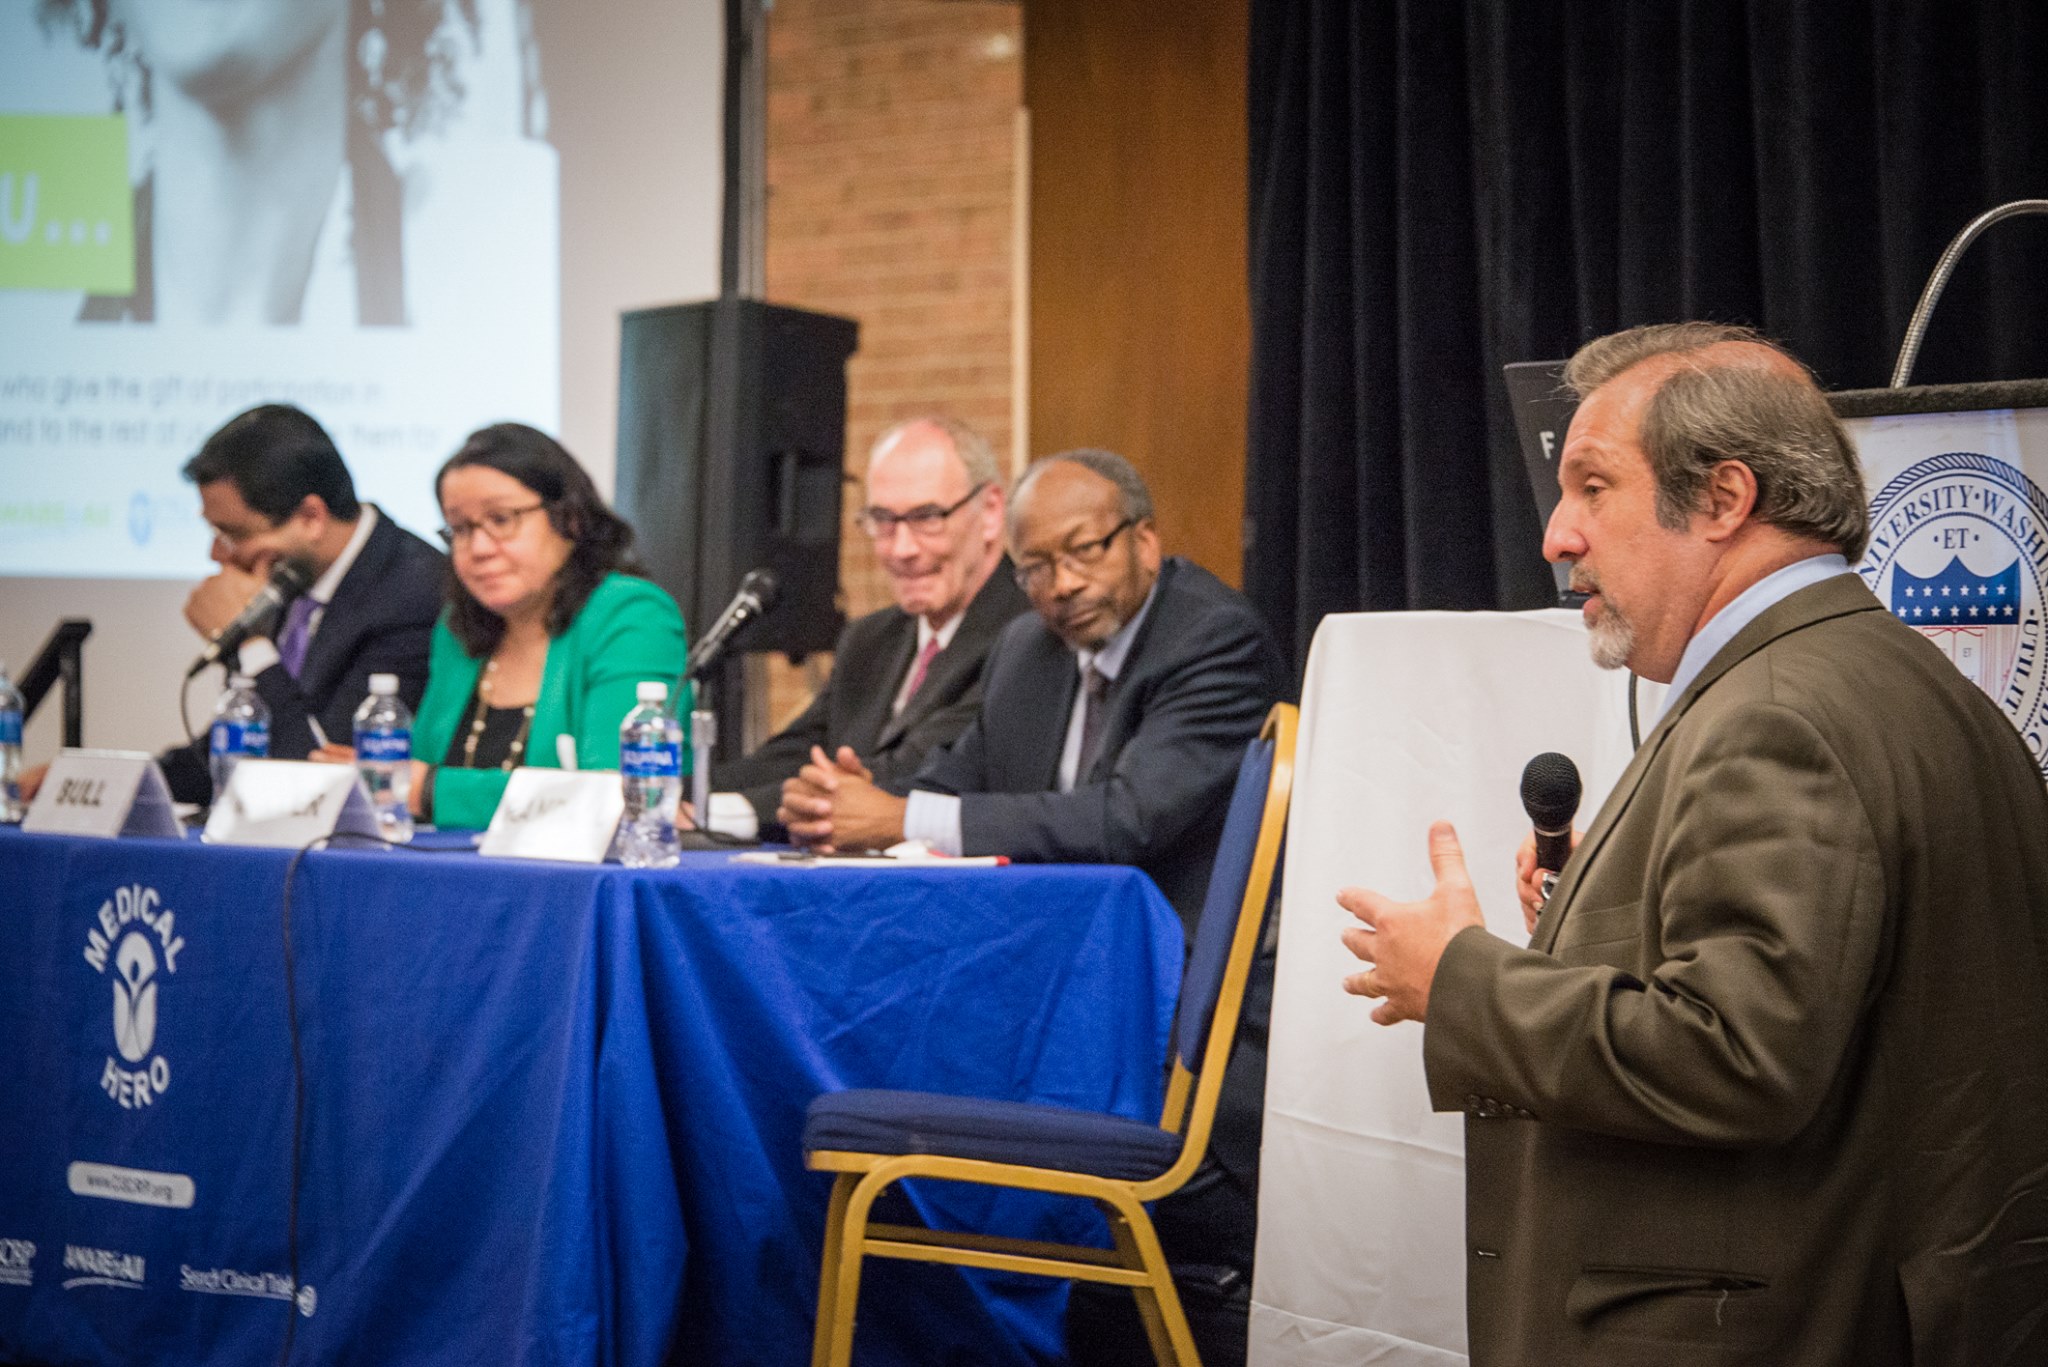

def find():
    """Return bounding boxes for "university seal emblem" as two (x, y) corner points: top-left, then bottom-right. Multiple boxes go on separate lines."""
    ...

(1861, 451), (2048, 775)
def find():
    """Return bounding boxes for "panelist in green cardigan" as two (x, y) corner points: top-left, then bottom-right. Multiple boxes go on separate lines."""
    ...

(407, 422), (689, 830)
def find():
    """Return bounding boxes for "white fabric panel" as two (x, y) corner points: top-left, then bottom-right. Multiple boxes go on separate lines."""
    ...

(1250, 609), (1656, 1366)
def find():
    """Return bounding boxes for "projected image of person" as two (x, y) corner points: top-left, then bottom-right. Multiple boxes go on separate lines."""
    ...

(351, 424), (688, 830)
(38, 0), (551, 326)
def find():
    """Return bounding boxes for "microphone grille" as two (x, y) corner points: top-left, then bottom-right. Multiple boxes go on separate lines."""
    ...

(271, 556), (317, 596)
(1520, 751), (1583, 828)
(739, 567), (780, 611)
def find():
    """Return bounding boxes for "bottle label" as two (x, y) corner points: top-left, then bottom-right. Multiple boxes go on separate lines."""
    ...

(210, 721), (269, 757)
(620, 741), (681, 778)
(355, 728), (411, 762)
(0, 711), (19, 746)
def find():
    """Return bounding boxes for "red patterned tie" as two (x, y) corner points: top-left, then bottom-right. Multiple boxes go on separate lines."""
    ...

(903, 637), (943, 702)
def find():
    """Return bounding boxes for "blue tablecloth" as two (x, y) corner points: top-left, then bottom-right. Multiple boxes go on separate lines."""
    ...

(0, 827), (1183, 1366)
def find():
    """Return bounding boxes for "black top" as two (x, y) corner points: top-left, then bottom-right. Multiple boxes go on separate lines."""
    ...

(441, 696), (532, 772)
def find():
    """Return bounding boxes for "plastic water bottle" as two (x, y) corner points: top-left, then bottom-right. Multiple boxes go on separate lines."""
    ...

(0, 661), (23, 824)
(353, 673), (415, 843)
(208, 675), (271, 796)
(617, 680), (682, 868)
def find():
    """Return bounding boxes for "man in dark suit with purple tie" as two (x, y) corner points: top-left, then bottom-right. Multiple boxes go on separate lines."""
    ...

(162, 404), (444, 802)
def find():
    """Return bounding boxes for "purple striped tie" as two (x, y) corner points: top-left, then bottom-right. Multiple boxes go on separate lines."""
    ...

(277, 595), (319, 679)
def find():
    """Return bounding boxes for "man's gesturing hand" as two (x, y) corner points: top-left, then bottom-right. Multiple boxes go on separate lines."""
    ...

(1338, 821), (1487, 1026)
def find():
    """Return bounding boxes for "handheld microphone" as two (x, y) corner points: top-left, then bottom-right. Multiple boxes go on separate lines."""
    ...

(1520, 751), (1583, 904)
(686, 568), (780, 680)
(185, 557), (316, 679)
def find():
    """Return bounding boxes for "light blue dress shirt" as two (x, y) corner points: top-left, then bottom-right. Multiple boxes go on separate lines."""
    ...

(1659, 553), (1853, 719)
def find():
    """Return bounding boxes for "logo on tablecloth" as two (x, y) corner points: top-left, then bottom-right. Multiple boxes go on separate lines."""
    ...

(1861, 452), (2048, 775)
(61, 1244), (144, 1291)
(0, 1239), (35, 1287)
(180, 1265), (317, 1317)
(81, 884), (185, 1109)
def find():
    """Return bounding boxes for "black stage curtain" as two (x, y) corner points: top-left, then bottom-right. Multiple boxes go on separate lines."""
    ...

(1246, 0), (2048, 671)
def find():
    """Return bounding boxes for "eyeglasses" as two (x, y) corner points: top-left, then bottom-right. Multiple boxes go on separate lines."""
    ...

(1013, 518), (1135, 592)
(208, 522), (275, 551)
(856, 484), (988, 539)
(439, 503), (548, 548)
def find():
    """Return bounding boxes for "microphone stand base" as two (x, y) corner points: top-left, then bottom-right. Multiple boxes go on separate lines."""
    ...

(676, 829), (749, 851)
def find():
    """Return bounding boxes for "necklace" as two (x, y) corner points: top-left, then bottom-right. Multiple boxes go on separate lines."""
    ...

(461, 657), (537, 770)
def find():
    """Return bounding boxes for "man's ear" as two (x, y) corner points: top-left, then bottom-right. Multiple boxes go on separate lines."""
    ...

(292, 494), (332, 529)
(1698, 461), (1758, 542)
(1133, 517), (1163, 571)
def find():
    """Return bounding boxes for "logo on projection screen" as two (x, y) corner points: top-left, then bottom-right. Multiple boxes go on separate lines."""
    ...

(1861, 451), (2048, 775)
(81, 884), (186, 1110)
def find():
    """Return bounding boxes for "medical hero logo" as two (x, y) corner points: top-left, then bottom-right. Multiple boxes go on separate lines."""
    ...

(1862, 451), (2048, 774)
(81, 885), (186, 1108)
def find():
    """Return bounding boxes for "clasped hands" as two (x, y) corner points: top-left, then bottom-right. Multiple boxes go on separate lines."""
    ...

(777, 745), (905, 852)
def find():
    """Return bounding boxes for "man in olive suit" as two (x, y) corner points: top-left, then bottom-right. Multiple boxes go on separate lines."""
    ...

(1341, 323), (2048, 1365)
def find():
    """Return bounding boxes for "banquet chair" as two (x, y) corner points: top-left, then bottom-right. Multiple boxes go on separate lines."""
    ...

(802, 701), (1298, 1367)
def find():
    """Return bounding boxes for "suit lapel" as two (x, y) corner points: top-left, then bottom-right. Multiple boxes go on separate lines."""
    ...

(874, 558), (1028, 752)
(1031, 645), (1080, 790)
(866, 618), (923, 751)
(1533, 574), (1883, 954)
(1077, 559), (1178, 784)
(294, 514), (393, 702)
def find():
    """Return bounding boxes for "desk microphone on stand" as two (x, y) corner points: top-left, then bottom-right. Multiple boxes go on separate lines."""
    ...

(185, 557), (315, 680)
(685, 569), (780, 828)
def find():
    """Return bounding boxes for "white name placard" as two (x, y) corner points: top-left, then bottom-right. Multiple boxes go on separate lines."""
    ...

(22, 750), (183, 839)
(479, 768), (624, 863)
(203, 760), (382, 849)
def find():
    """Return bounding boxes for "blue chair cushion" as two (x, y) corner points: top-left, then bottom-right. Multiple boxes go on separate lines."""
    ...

(804, 1088), (1183, 1182)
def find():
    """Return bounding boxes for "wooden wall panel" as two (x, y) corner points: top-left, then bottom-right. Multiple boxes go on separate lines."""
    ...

(1024, 0), (1250, 584)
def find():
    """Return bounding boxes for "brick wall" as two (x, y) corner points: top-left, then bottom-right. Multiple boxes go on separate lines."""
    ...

(763, 0), (1022, 727)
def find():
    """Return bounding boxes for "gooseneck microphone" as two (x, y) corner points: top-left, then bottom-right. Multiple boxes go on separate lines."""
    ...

(686, 569), (780, 681)
(185, 557), (316, 679)
(1520, 751), (1583, 904)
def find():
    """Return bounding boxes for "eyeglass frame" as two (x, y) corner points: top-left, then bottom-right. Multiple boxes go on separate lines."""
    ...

(855, 483), (990, 540)
(438, 502), (550, 548)
(1012, 517), (1137, 593)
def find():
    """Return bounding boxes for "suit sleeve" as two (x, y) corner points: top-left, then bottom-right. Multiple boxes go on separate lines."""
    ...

(1422, 702), (1887, 1148)
(242, 604), (436, 761)
(951, 609), (1271, 866)
(903, 630), (1007, 800)
(718, 674), (835, 822)
(866, 683), (988, 792)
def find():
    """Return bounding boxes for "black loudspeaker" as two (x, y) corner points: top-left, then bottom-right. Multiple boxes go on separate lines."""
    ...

(615, 298), (859, 754)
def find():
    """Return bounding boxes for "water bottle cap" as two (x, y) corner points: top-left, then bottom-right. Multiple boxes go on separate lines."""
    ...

(369, 673), (399, 695)
(636, 681), (669, 703)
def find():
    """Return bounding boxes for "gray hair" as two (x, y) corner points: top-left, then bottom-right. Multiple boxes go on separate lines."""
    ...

(1565, 322), (1869, 561)
(1007, 448), (1154, 542)
(869, 415), (1001, 491)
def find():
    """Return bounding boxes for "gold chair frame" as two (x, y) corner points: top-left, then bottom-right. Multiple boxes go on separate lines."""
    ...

(806, 702), (1298, 1367)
